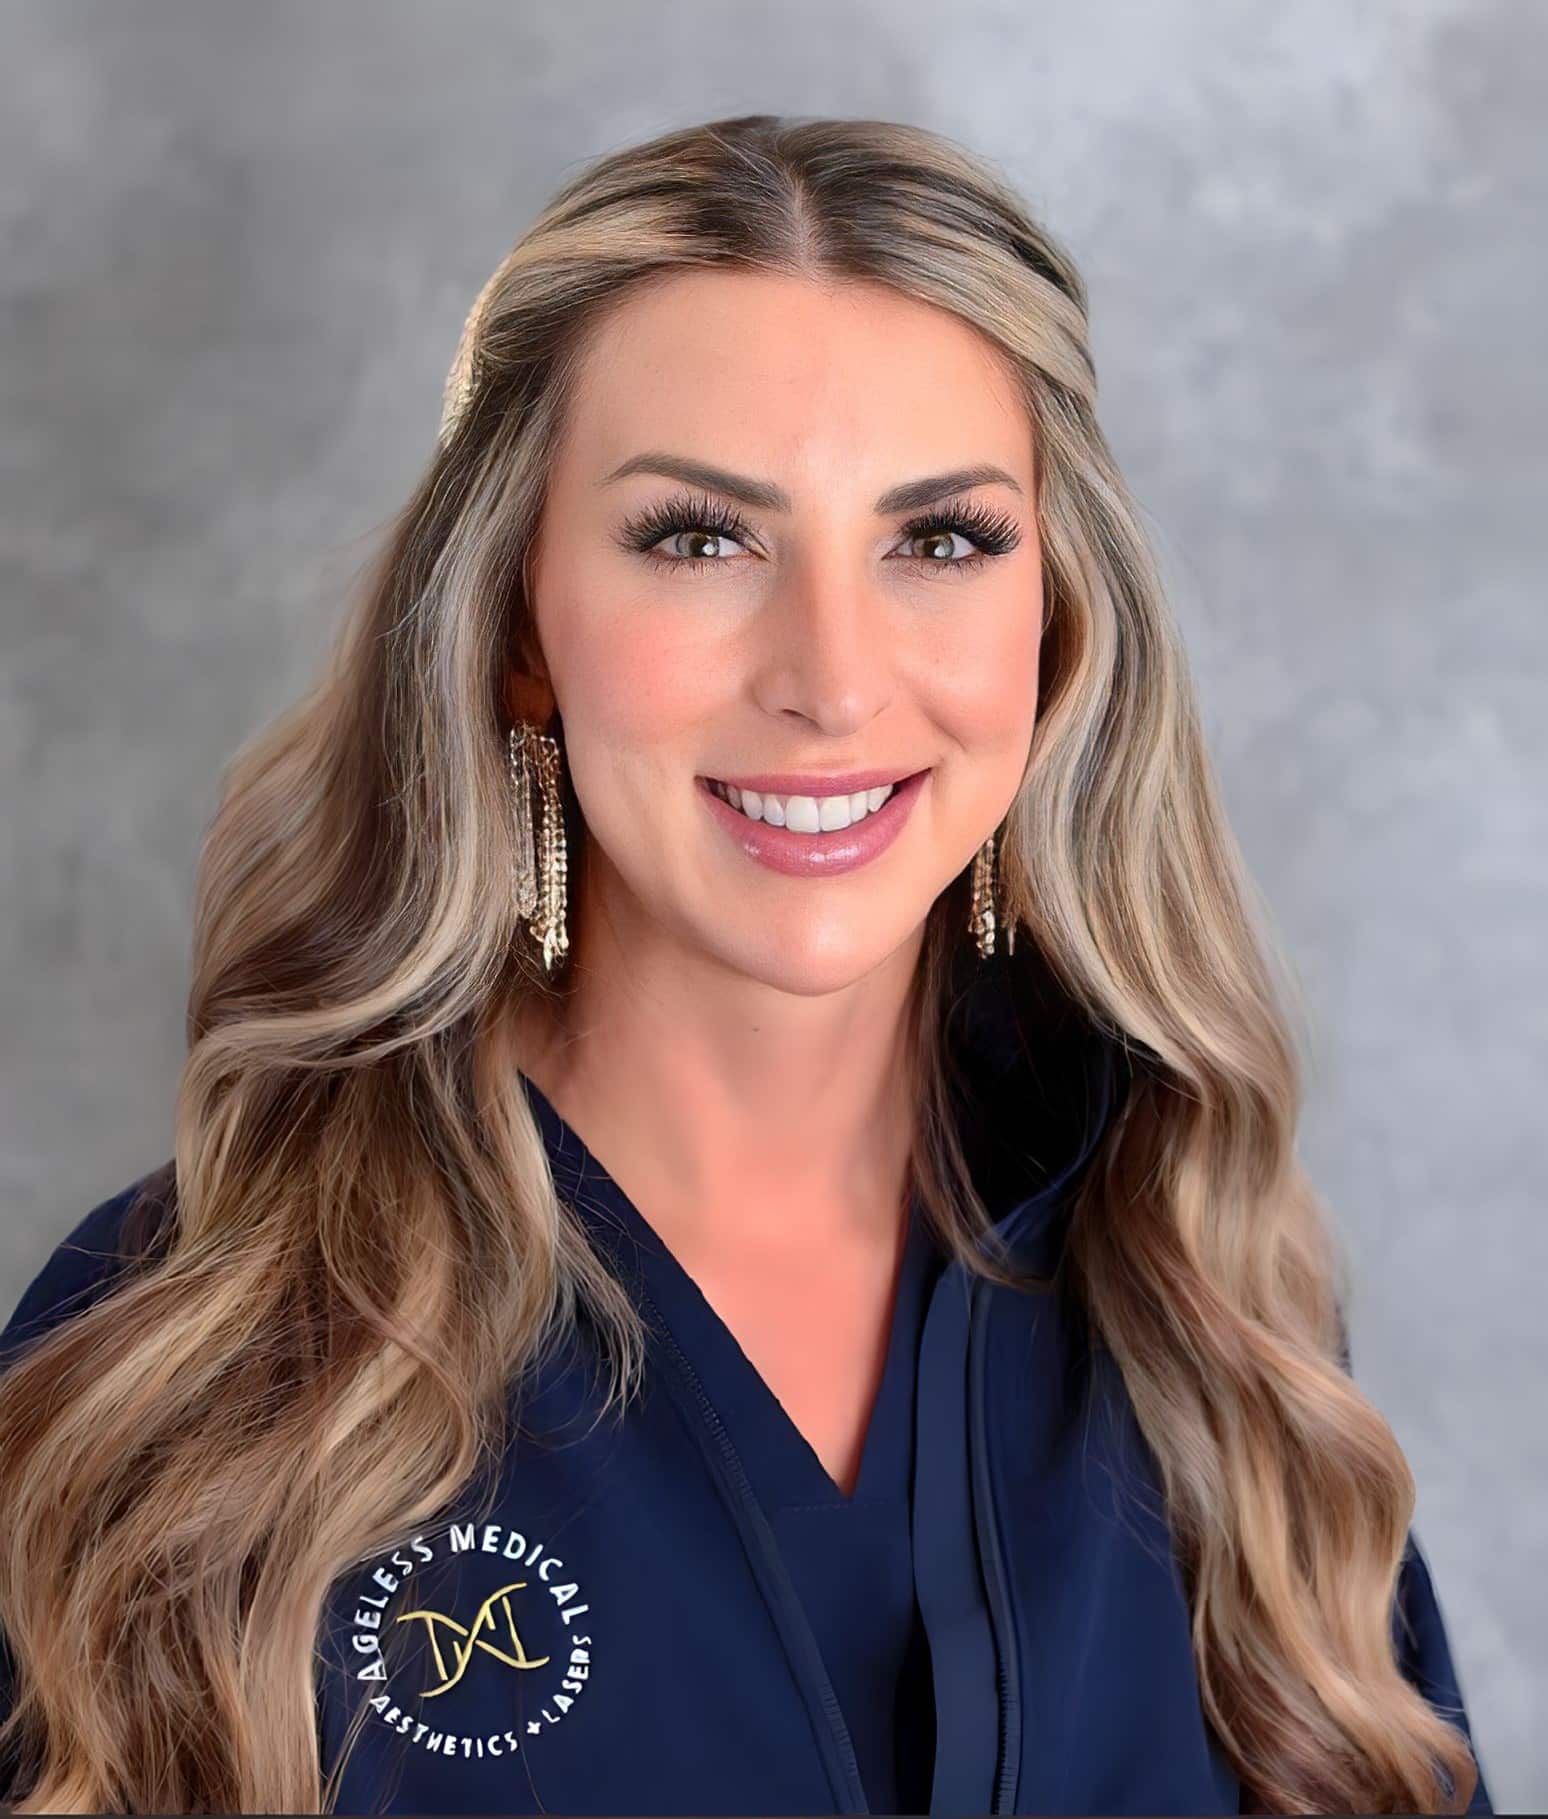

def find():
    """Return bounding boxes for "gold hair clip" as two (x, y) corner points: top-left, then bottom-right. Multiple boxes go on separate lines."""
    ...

(438, 259), (508, 446)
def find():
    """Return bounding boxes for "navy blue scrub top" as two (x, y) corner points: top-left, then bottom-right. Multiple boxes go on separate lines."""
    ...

(523, 1075), (946, 1817)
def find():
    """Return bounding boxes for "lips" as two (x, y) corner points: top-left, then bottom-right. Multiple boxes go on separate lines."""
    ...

(697, 767), (928, 879)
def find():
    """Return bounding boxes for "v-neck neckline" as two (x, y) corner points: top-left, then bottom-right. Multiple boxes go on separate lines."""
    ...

(521, 1070), (939, 1510)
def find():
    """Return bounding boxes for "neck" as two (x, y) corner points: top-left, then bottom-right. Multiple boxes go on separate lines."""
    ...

(510, 921), (924, 1253)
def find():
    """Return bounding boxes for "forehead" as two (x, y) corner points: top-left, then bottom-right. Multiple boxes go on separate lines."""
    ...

(554, 268), (1033, 494)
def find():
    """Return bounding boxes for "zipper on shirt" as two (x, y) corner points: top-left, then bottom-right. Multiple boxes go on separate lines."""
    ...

(969, 1276), (1022, 1815)
(637, 1283), (871, 1816)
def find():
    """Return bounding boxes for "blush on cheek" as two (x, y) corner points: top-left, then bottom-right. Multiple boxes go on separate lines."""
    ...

(576, 620), (730, 753)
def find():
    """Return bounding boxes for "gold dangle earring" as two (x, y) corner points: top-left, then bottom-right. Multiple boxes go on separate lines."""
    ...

(509, 720), (570, 973)
(969, 823), (1017, 960)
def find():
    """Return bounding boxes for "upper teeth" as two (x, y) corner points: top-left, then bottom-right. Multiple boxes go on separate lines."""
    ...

(710, 780), (896, 831)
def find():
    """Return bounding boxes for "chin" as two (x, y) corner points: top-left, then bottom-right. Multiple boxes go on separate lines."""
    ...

(707, 919), (921, 1000)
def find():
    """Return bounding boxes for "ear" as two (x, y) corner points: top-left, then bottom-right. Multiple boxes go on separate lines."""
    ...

(503, 579), (556, 725)
(504, 663), (556, 729)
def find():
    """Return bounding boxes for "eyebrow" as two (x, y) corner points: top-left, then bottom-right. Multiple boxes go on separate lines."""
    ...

(598, 451), (1024, 515)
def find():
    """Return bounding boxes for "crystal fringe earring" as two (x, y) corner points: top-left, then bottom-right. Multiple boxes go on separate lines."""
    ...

(509, 720), (570, 973)
(970, 823), (1017, 960)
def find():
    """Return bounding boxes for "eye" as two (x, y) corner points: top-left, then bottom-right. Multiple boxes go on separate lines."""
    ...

(615, 488), (1022, 578)
(893, 497), (1022, 577)
(617, 490), (755, 572)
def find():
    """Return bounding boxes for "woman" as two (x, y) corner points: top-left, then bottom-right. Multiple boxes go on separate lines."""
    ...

(0, 114), (1490, 1815)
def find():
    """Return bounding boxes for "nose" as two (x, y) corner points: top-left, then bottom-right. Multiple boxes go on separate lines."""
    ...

(748, 561), (896, 735)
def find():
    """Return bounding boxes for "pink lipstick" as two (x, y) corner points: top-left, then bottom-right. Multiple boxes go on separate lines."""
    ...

(696, 769), (929, 878)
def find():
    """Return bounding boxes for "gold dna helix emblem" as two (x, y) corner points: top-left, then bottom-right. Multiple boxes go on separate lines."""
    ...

(394, 1579), (553, 1697)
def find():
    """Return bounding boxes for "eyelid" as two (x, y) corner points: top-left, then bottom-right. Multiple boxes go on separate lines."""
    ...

(899, 494), (1017, 536)
(616, 488), (760, 557)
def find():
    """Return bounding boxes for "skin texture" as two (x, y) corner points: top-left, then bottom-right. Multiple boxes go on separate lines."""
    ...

(507, 270), (1043, 1492)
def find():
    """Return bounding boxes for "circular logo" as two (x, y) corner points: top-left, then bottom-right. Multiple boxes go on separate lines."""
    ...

(346, 1518), (597, 1765)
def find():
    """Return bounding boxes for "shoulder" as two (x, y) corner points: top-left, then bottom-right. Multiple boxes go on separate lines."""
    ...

(0, 1163), (177, 1364)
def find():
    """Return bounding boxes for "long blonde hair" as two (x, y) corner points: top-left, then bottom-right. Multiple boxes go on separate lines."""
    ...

(0, 114), (1479, 1813)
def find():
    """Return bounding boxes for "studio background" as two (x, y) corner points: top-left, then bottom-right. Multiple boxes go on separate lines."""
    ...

(2, 2), (1541, 1808)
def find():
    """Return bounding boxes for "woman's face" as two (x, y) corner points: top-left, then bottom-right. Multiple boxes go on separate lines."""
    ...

(518, 269), (1043, 998)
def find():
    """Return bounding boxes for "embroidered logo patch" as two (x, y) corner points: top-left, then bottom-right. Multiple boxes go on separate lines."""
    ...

(348, 1520), (596, 1763)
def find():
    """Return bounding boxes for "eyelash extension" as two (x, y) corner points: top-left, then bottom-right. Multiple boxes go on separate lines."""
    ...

(899, 497), (1021, 572)
(615, 488), (1021, 577)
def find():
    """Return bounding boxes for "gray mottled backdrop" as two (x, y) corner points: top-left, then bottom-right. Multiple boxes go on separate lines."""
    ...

(2, 0), (1542, 1806)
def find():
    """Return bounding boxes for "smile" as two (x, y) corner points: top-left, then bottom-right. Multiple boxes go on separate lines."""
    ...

(704, 777), (900, 831)
(696, 769), (929, 878)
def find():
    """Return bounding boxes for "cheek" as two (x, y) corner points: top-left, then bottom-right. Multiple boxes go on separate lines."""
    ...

(917, 594), (1042, 761)
(548, 591), (723, 754)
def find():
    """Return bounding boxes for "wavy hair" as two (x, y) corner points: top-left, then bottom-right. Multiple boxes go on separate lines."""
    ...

(0, 114), (1479, 1813)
